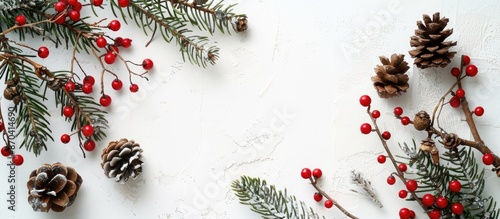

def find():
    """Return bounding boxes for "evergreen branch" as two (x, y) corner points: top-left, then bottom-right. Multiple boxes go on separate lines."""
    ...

(232, 176), (325, 219)
(350, 170), (383, 208)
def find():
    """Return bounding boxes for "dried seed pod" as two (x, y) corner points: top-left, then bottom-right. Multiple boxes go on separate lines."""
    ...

(413, 111), (431, 131)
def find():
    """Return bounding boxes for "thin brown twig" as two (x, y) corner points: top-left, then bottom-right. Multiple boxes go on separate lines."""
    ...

(307, 177), (359, 219)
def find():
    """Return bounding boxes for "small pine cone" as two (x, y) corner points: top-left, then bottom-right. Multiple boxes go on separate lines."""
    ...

(442, 133), (462, 149)
(420, 138), (439, 164)
(27, 163), (83, 212)
(413, 110), (430, 131)
(409, 12), (457, 69)
(371, 54), (410, 98)
(101, 138), (143, 183)
(236, 17), (248, 32)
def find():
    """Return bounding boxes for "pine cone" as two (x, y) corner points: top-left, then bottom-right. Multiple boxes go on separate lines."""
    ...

(413, 110), (431, 131)
(27, 163), (83, 212)
(101, 138), (143, 183)
(371, 54), (410, 98)
(236, 17), (248, 32)
(409, 12), (457, 69)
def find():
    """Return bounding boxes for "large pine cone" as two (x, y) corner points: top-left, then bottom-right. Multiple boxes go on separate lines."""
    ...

(27, 163), (83, 212)
(101, 138), (143, 183)
(371, 54), (410, 98)
(409, 12), (457, 69)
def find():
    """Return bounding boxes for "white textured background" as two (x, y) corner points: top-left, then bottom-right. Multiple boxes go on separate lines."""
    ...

(2, 0), (500, 218)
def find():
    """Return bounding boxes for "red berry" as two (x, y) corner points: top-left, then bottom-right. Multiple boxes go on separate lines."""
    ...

(451, 67), (460, 77)
(482, 153), (494, 165)
(409, 210), (415, 219)
(109, 45), (119, 54)
(405, 180), (418, 192)
(63, 105), (74, 117)
(422, 194), (435, 207)
(65, 81), (76, 92)
(72, 2), (83, 11)
(81, 124), (94, 137)
(387, 175), (396, 185)
(360, 123), (372, 134)
(38, 46), (49, 58)
(114, 37), (124, 46)
(474, 106), (484, 116)
(449, 179), (462, 193)
(377, 155), (386, 164)
(16, 15), (26, 26)
(61, 134), (71, 144)
(324, 199), (333, 208)
(313, 193), (323, 202)
(108, 20), (121, 31)
(399, 208), (411, 219)
(301, 168), (311, 179)
(100, 95), (112, 107)
(68, 10), (80, 21)
(312, 168), (322, 178)
(84, 139), (96, 151)
(11, 154), (23, 166)
(96, 36), (107, 48)
(398, 163), (407, 172)
(92, 0), (103, 6)
(118, 0), (130, 7)
(104, 52), (116, 64)
(465, 65), (478, 77)
(54, 12), (67, 25)
(450, 96), (461, 108)
(400, 116), (410, 125)
(455, 88), (465, 98)
(68, 0), (78, 6)
(130, 83), (139, 93)
(122, 38), (132, 48)
(382, 131), (391, 140)
(463, 55), (471, 65)
(393, 106), (403, 116)
(54, 2), (67, 12)
(112, 79), (123, 90)
(398, 190), (408, 199)
(371, 110), (380, 119)
(83, 75), (95, 85)
(82, 83), (93, 94)
(436, 196), (448, 209)
(359, 95), (371, 107)
(1, 146), (11, 157)
(428, 209), (441, 219)
(142, 58), (154, 70)
(451, 202), (464, 215)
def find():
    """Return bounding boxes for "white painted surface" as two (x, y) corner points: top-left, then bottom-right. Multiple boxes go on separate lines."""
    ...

(2, 0), (500, 218)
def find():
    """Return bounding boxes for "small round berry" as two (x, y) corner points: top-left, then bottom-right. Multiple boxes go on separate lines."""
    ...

(112, 79), (123, 90)
(422, 194), (435, 207)
(482, 153), (494, 165)
(371, 110), (380, 119)
(15, 15), (26, 26)
(312, 168), (322, 178)
(142, 58), (154, 70)
(96, 36), (107, 48)
(114, 37), (124, 46)
(428, 209), (441, 219)
(387, 175), (396, 185)
(122, 38), (132, 48)
(301, 168), (311, 179)
(451, 67), (460, 77)
(400, 116), (410, 125)
(474, 106), (484, 116)
(72, 2), (83, 11)
(450, 96), (461, 108)
(81, 124), (94, 137)
(409, 210), (415, 219)
(118, 0), (130, 7)
(129, 83), (139, 93)
(84, 139), (96, 151)
(54, 12), (67, 25)
(68, 0), (78, 6)
(108, 20), (121, 31)
(38, 46), (49, 58)
(68, 10), (80, 21)
(382, 131), (391, 140)
(455, 88), (465, 99)
(377, 155), (386, 164)
(436, 196), (448, 209)
(12, 154), (23, 166)
(1, 146), (11, 157)
(63, 105), (74, 117)
(82, 83), (93, 94)
(65, 81), (76, 92)
(109, 45), (119, 54)
(313, 193), (323, 202)
(393, 106), (403, 116)
(398, 190), (408, 199)
(61, 134), (71, 144)
(83, 75), (95, 85)
(451, 202), (464, 215)
(399, 208), (411, 219)
(360, 123), (372, 134)
(92, 0), (103, 6)
(465, 65), (478, 77)
(398, 163), (407, 172)
(463, 55), (471, 65)
(405, 180), (418, 192)
(324, 199), (333, 209)
(449, 179), (462, 193)
(104, 53), (116, 64)
(100, 95), (112, 107)
(54, 2), (67, 12)
(359, 95), (371, 107)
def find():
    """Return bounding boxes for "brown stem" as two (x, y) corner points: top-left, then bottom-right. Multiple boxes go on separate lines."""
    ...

(308, 177), (359, 219)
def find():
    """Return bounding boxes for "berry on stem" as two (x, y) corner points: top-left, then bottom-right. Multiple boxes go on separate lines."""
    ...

(382, 131), (391, 140)
(68, 10), (80, 21)
(399, 208), (411, 219)
(359, 95), (371, 107)
(130, 83), (139, 93)
(104, 53), (116, 64)
(324, 199), (333, 208)
(377, 155), (386, 164)
(118, 0), (130, 7)
(16, 15), (26, 26)
(463, 55), (471, 65)
(122, 38), (132, 48)
(92, 0), (103, 6)
(449, 179), (462, 193)
(483, 153), (494, 165)
(84, 139), (96, 151)
(360, 123), (372, 134)
(451, 202), (464, 215)
(393, 106), (403, 116)
(405, 180), (418, 192)
(465, 65), (478, 77)
(142, 58), (154, 70)
(63, 105), (74, 117)
(54, 1), (67, 12)
(450, 96), (461, 108)
(82, 124), (94, 137)
(65, 81), (76, 92)
(455, 88), (465, 98)
(301, 168), (311, 179)
(371, 110), (380, 119)
(1, 146), (11, 157)
(312, 168), (322, 178)
(112, 79), (123, 90)
(61, 134), (71, 144)
(100, 95), (112, 107)
(398, 163), (407, 172)
(38, 46), (49, 58)
(313, 193), (323, 202)
(422, 194), (435, 207)
(398, 190), (408, 199)
(400, 116), (410, 125)
(436, 196), (448, 209)
(451, 67), (460, 77)
(12, 154), (23, 166)
(83, 75), (95, 85)
(96, 36), (107, 48)
(428, 209), (441, 219)
(387, 175), (396, 185)
(82, 83), (93, 94)
(108, 20), (121, 31)
(474, 106), (484, 116)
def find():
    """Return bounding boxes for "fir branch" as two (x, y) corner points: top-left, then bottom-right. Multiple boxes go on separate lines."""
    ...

(232, 176), (325, 219)
(350, 170), (382, 208)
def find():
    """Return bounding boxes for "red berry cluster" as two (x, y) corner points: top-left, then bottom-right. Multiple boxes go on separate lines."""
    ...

(0, 122), (23, 166)
(449, 56), (484, 112)
(301, 168), (335, 208)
